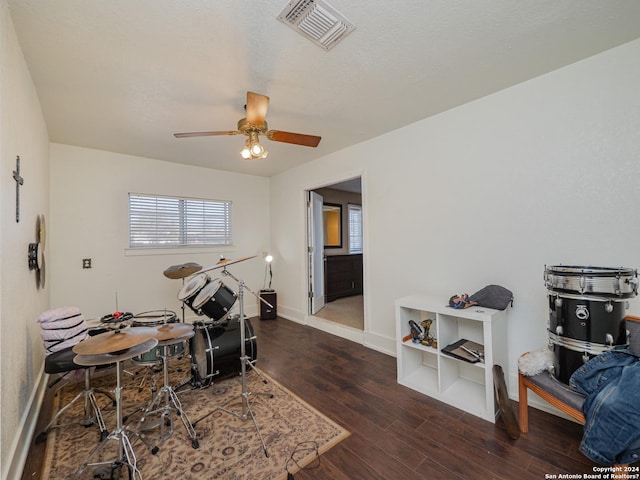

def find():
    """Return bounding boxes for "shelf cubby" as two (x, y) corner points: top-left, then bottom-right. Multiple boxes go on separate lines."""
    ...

(395, 294), (508, 423)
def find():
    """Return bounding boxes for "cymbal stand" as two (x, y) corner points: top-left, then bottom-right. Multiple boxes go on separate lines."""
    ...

(74, 357), (157, 480)
(137, 334), (199, 449)
(180, 278), (186, 323)
(194, 267), (273, 458)
(220, 267), (272, 386)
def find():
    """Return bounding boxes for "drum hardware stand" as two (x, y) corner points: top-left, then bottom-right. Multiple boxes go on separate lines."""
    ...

(36, 368), (111, 444)
(193, 266), (274, 458)
(137, 336), (199, 449)
(74, 358), (159, 480)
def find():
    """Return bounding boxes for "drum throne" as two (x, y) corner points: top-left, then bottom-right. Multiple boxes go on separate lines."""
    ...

(35, 307), (114, 444)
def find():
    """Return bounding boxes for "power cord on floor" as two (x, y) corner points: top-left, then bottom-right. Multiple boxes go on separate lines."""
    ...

(284, 440), (320, 479)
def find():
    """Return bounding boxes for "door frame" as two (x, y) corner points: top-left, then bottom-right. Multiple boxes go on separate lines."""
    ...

(303, 171), (366, 339)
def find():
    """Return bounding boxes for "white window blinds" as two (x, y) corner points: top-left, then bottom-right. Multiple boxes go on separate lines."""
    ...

(348, 203), (363, 254)
(129, 193), (232, 248)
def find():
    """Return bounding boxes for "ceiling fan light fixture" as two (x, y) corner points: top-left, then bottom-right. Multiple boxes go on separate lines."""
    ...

(240, 135), (269, 160)
(250, 140), (265, 157)
(241, 140), (252, 159)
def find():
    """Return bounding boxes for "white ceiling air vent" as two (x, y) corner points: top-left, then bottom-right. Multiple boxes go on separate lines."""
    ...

(277, 0), (355, 51)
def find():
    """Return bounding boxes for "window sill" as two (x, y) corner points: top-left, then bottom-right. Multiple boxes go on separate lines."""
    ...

(124, 245), (236, 257)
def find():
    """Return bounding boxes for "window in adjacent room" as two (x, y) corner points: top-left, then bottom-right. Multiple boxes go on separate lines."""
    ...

(348, 203), (362, 254)
(129, 193), (232, 248)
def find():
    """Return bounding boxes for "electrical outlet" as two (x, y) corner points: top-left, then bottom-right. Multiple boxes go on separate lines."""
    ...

(82, 258), (92, 269)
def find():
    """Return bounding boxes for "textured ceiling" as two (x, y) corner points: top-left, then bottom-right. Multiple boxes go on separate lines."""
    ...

(7, 0), (640, 176)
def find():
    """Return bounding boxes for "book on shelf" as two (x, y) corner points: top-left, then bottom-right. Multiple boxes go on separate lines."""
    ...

(442, 339), (484, 363)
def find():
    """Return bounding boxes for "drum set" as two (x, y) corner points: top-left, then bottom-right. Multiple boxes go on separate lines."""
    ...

(70, 255), (273, 478)
(545, 265), (638, 384)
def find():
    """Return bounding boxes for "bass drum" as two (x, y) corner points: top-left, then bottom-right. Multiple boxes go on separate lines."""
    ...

(190, 317), (257, 387)
(548, 293), (628, 384)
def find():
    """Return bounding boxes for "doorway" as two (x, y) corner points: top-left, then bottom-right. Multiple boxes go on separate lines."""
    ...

(307, 177), (364, 331)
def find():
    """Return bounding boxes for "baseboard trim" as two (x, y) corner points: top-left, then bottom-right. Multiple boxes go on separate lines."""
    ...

(3, 365), (47, 480)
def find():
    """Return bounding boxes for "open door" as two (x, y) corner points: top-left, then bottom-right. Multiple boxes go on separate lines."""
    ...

(308, 191), (325, 314)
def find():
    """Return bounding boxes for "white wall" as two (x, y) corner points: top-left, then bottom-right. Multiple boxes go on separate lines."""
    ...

(50, 144), (271, 322)
(0, 1), (51, 478)
(270, 38), (640, 396)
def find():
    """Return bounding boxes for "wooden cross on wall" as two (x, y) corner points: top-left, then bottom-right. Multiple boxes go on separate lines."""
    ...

(13, 155), (23, 223)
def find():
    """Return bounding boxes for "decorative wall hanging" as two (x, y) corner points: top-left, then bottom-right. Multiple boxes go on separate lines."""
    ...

(13, 155), (23, 223)
(28, 214), (46, 289)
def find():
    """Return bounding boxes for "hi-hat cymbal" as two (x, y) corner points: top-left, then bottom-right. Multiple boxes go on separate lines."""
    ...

(73, 327), (158, 355)
(200, 256), (256, 274)
(74, 338), (159, 366)
(163, 262), (202, 279)
(154, 323), (194, 341)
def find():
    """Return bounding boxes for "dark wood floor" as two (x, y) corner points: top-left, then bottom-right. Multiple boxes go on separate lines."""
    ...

(23, 317), (606, 479)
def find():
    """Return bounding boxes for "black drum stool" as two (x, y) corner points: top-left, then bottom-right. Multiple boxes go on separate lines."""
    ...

(35, 346), (113, 444)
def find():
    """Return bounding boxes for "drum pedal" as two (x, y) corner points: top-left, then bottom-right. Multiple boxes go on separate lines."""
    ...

(92, 462), (122, 480)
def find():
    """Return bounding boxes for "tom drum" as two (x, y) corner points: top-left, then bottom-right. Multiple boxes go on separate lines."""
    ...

(178, 273), (210, 314)
(191, 278), (237, 322)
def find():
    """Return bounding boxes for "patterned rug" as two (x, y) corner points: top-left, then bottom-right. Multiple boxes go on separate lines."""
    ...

(41, 357), (349, 479)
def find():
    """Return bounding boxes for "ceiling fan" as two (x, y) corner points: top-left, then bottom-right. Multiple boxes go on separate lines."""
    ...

(174, 92), (321, 159)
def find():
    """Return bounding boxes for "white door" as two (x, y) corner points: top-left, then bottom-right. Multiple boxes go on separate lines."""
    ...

(308, 191), (325, 314)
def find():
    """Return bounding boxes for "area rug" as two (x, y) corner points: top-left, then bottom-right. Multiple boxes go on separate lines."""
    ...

(40, 358), (349, 479)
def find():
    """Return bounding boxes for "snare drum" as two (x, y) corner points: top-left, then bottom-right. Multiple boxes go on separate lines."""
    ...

(178, 273), (210, 314)
(190, 317), (257, 387)
(132, 310), (177, 327)
(192, 278), (237, 322)
(131, 310), (181, 364)
(545, 265), (638, 298)
(132, 341), (185, 366)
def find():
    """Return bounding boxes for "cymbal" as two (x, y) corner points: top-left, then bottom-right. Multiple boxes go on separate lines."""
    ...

(74, 338), (159, 366)
(163, 262), (202, 279)
(200, 255), (256, 274)
(154, 322), (194, 341)
(72, 327), (158, 355)
(158, 330), (194, 346)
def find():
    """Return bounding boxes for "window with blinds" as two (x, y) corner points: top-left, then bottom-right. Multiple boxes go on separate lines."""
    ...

(348, 203), (363, 254)
(129, 193), (232, 248)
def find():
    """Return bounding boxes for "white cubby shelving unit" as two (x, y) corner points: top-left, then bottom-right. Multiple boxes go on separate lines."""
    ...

(395, 294), (508, 423)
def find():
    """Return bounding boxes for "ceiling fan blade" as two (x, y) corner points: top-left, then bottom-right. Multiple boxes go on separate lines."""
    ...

(246, 92), (269, 126)
(266, 130), (321, 148)
(174, 130), (240, 138)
